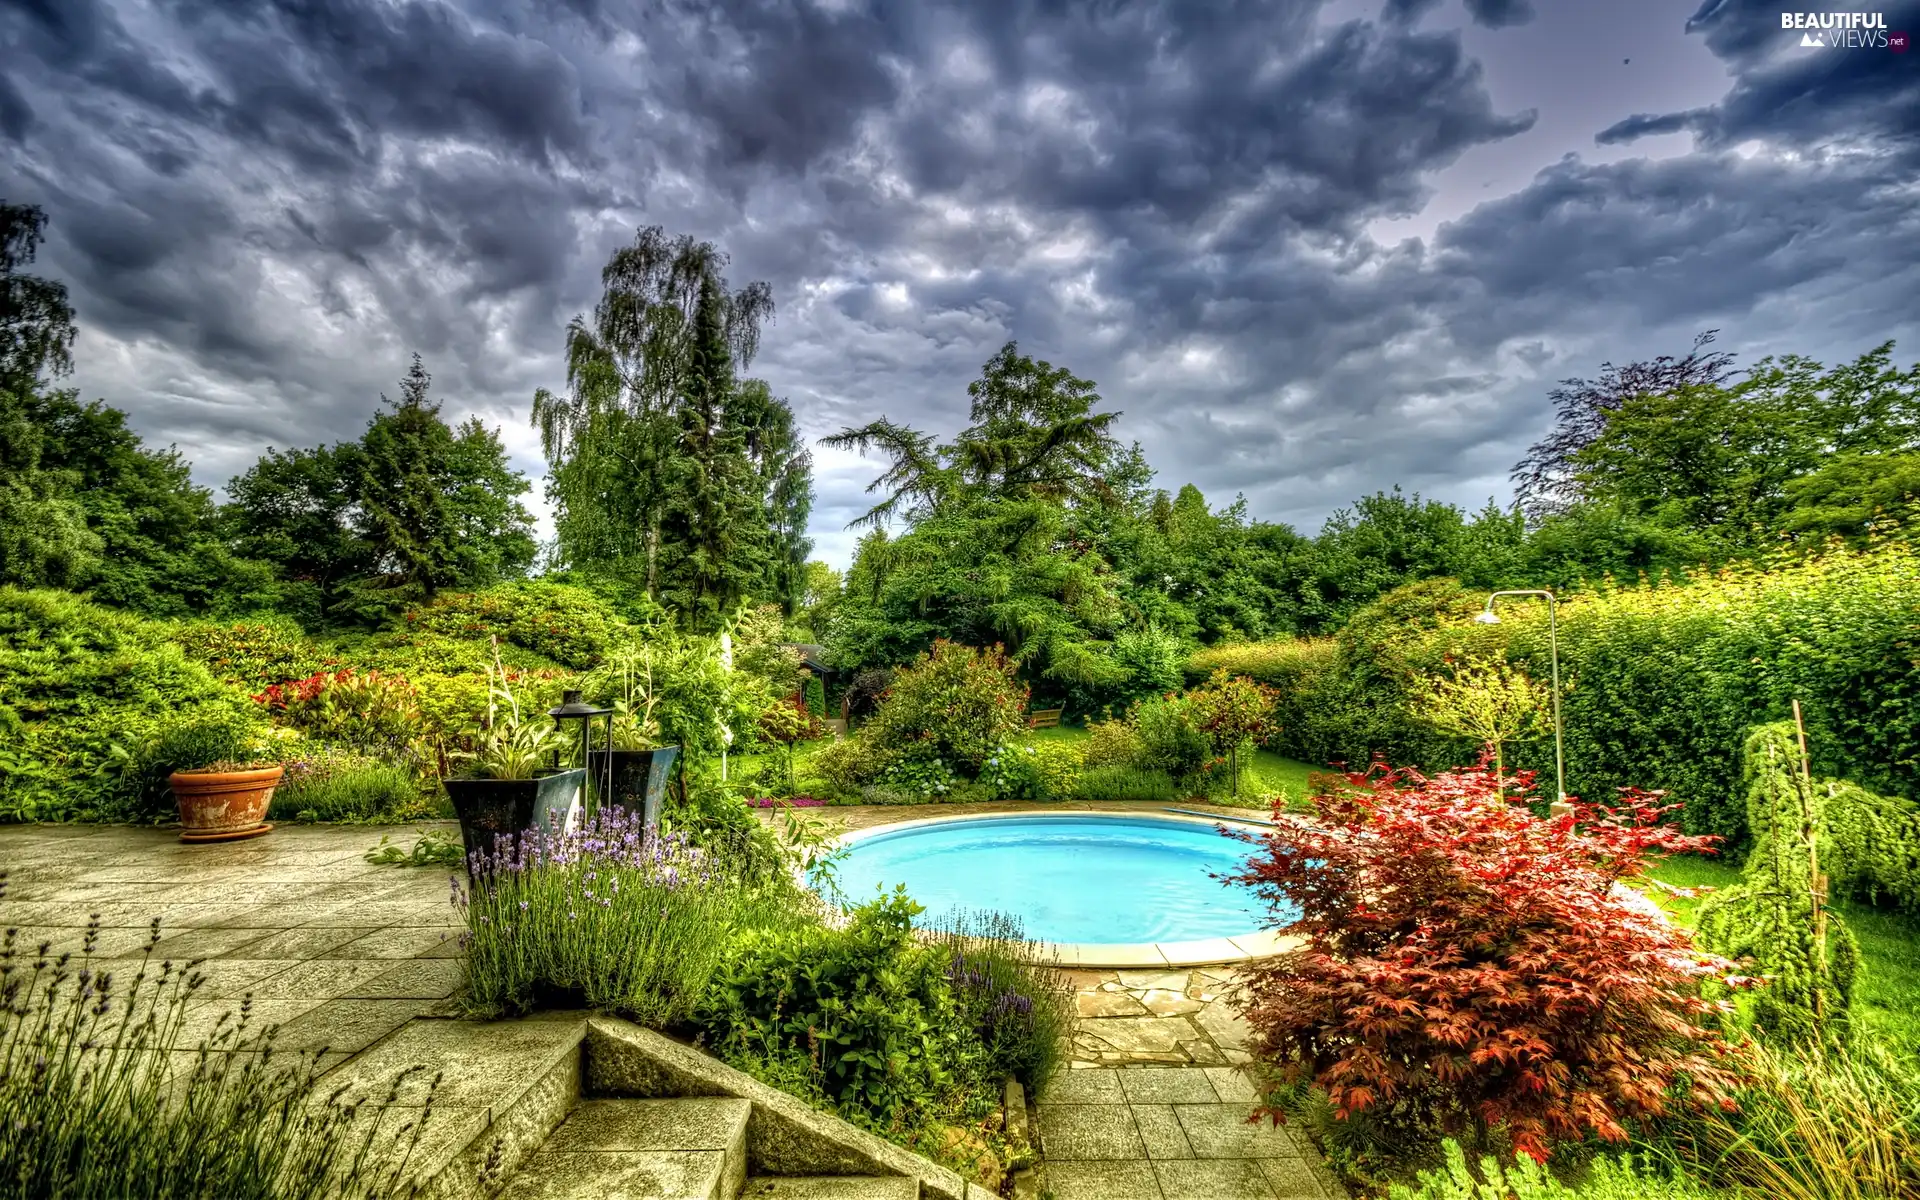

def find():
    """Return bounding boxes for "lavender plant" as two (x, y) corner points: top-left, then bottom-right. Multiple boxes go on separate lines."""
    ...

(932, 910), (1074, 1097)
(0, 885), (437, 1199)
(457, 806), (777, 1026)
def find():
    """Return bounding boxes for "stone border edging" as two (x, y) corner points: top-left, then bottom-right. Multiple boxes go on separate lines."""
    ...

(830, 808), (1301, 970)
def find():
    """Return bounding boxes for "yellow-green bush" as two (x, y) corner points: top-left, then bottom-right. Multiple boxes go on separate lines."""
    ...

(1192, 543), (1920, 845)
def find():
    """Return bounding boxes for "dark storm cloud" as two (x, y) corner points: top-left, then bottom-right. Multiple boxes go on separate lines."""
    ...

(2, 0), (1916, 564)
(1462, 0), (1535, 29)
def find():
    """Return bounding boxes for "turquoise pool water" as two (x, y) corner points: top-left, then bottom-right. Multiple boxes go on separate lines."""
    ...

(827, 814), (1286, 944)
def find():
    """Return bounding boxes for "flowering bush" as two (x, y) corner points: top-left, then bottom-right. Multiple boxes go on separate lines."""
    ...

(878, 753), (957, 800)
(170, 619), (330, 689)
(863, 641), (1029, 774)
(979, 740), (1082, 801)
(1228, 758), (1744, 1171)
(933, 910), (1075, 1097)
(459, 807), (761, 1026)
(254, 668), (425, 758)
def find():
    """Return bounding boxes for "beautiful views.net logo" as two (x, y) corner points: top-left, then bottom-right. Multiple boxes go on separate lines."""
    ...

(1781, 11), (1902, 48)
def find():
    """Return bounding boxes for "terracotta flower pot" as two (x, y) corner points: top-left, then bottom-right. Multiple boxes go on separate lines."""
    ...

(170, 765), (283, 844)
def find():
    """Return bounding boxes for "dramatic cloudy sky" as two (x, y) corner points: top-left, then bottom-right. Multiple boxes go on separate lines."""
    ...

(4, 0), (1917, 566)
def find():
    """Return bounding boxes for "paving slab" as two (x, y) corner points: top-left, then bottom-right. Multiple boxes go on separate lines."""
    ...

(1036, 1104), (1145, 1160)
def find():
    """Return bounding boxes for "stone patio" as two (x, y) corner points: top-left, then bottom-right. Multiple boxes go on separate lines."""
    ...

(1, 815), (1337, 1198)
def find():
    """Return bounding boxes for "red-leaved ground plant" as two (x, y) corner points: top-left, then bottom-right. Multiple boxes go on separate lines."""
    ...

(1226, 756), (1747, 1165)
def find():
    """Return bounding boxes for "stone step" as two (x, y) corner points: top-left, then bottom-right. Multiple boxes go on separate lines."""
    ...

(502, 1098), (752, 1200)
(741, 1179), (918, 1200)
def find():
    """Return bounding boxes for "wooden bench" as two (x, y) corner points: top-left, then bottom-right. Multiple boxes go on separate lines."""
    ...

(1027, 708), (1063, 729)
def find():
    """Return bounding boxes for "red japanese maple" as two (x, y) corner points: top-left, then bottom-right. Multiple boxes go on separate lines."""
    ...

(1227, 757), (1745, 1163)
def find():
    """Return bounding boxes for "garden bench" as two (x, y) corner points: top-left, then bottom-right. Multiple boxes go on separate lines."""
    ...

(1027, 708), (1063, 729)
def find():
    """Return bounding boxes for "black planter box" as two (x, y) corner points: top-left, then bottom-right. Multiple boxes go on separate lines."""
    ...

(586, 745), (679, 829)
(443, 768), (585, 869)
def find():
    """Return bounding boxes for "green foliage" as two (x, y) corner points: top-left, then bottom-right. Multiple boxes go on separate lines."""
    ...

(863, 641), (1030, 775)
(0, 588), (261, 820)
(275, 751), (431, 823)
(364, 827), (465, 867)
(0, 917), (434, 1200)
(809, 735), (899, 797)
(1824, 780), (1920, 912)
(253, 669), (426, 762)
(803, 673), (826, 717)
(461, 812), (767, 1026)
(169, 618), (329, 689)
(1070, 763), (1180, 802)
(226, 356), (535, 626)
(1217, 544), (1920, 846)
(532, 226), (804, 625)
(1406, 654), (1550, 787)
(701, 890), (968, 1130)
(929, 910), (1075, 1097)
(1388, 1141), (1723, 1200)
(1079, 716), (1144, 767)
(401, 580), (629, 670)
(1129, 694), (1212, 780)
(978, 739), (1082, 801)
(1698, 723), (1862, 1044)
(875, 753), (959, 801)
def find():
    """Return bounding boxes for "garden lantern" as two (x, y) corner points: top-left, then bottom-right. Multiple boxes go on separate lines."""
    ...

(1477, 590), (1569, 816)
(548, 689), (614, 811)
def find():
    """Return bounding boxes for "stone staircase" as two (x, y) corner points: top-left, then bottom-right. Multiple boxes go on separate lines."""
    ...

(319, 1013), (982, 1200)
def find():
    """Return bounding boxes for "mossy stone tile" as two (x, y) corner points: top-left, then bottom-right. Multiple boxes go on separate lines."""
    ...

(1171, 1106), (1300, 1159)
(1036, 1104), (1144, 1160)
(1046, 1160), (1162, 1200)
(346, 957), (466, 999)
(544, 1098), (751, 1153)
(1202, 1066), (1260, 1103)
(506, 1150), (726, 1200)
(1256, 1157), (1330, 1198)
(1132, 1104), (1193, 1160)
(1153, 1158), (1279, 1200)
(1039, 1067), (1124, 1105)
(1119, 1068), (1220, 1104)
(270, 998), (442, 1053)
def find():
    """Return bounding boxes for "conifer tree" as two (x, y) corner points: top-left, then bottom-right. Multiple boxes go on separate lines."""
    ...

(1697, 720), (1861, 1045)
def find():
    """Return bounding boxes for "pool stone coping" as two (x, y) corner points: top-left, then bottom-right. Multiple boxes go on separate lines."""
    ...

(830, 808), (1302, 969)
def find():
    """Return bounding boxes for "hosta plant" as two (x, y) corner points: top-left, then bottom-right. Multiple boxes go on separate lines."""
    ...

(1227, 757), (1745, 1172)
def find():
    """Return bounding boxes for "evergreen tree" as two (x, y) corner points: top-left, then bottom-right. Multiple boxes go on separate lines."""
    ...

(657, 275), (771, 631)
(227, 355), (536, 625)
(1698, 721), (1861, 1046)
(734, 378), (815, 616)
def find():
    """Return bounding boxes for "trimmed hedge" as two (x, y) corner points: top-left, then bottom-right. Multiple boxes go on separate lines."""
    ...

(1189, 543), (1920, 846)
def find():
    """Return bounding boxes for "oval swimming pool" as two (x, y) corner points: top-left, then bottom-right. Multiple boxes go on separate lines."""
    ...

(827, 813), (1288, 945)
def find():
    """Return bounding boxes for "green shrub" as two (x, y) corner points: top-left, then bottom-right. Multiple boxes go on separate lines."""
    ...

(253, 669), (427, 759)
(979, 740), (1082, 801)
(863, 641), (1029, 775)
(1388, 1141), (1723, 1200)
(124, 704), (280, 821)
(803, 673), (827, 717)
(1210, 544), (1920, 847)
(1080, 717), (1143, 767)
(876, 753), (958, 801)
(930, 910), (1074, 1098)
(701, 890), (971, 1131)
(810, 736), (898, 796)
(0, 588), (248, 820)
(461, 809), (771, 1025)
(273, 751), (432, 823)
(1130, 695), (1211, 779)
(401, 580), (632, 669)
(169, 618), (331, 689)
(1697, 723), (1862, 1045)
(1825, 779), (1920, 912)
(0, 916), (434, 1200)
(1072, 764), (1179, 802)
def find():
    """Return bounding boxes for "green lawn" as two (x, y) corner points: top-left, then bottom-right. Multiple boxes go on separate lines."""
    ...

(1644, 853), (1920, 1051)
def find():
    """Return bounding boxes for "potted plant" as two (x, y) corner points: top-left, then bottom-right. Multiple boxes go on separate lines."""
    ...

(163, 715), (286, 844)
(585, 646), (680, 827)
(444, 653), (584, 866)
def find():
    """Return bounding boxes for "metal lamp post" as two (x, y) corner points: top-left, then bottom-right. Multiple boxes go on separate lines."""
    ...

(1475, 590), (1569, 817)
(548, 690), (613, 824)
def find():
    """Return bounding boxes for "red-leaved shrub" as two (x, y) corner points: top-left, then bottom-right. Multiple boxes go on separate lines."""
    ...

(1228, 757), (1745, 1164)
